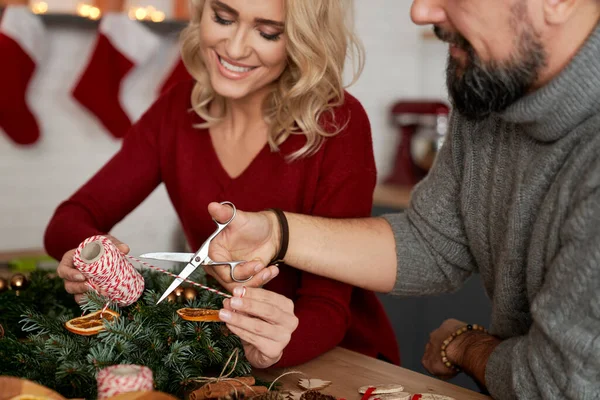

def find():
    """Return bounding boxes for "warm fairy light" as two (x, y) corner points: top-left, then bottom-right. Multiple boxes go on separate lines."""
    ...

(134, 7), (147, 20)
(31, 2), (48, 14)
(76, 3), (101, 20)
(88, 7), (101, 20)
(77, 3), (90, 16)
(150, 10), (165, 22)
(128, 6), (166, 22)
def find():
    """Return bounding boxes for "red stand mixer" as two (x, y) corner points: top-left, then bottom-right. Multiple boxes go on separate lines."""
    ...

(385, 101), (450, 186)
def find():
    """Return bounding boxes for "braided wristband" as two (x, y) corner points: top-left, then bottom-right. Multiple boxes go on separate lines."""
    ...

(440, 324), (488, 372)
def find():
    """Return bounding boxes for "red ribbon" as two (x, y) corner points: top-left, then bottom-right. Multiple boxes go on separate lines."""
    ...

(360, 387), (376, 400)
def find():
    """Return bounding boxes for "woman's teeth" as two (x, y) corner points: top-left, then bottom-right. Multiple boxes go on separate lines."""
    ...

(219, 57), (253, 73)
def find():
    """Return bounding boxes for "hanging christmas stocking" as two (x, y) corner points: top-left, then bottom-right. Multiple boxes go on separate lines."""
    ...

(72, 13), (159, 138)
(0, 6), (45, 146)
(159, 57), (192, 95)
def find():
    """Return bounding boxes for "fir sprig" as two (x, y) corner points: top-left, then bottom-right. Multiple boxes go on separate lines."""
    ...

(0, 270), (252, 399)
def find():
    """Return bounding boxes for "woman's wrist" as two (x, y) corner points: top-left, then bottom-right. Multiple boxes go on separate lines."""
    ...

(264, 209), (286, 265)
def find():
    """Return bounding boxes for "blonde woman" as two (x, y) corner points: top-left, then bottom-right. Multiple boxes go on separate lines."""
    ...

(46, 0), (400, 369)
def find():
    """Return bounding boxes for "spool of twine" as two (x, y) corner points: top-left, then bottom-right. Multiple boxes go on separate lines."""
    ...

(97, 364), (154, 399)
(73, 235), (145, 307)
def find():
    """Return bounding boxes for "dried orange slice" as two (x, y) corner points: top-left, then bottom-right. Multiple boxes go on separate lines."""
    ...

(176, 308), (220, 322)
(65, 309), (119, 336)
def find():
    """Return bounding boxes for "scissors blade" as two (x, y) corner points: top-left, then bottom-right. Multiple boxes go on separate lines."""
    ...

(157, 262), (198, 304)
(138, 252), (194, 263)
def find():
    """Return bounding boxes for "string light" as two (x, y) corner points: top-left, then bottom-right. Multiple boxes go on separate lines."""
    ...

(76, 3), (102, 20)
(150, 10), (165, 22)
(29, 1), (165, 23)
(30, 2), (48, 14)
(128, 5), (166, 22)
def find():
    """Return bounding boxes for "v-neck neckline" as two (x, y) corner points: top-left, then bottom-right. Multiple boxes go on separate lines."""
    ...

(205, 130), (271, 181)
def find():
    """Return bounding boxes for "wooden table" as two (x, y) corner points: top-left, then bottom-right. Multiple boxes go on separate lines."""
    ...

(255, 347), (490, 400)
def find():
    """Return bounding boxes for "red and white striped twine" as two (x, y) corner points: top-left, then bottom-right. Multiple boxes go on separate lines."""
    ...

(73, 235), (231, 307)
(73, 235), (145, 307)
(127, 254), (232, 298)
(97, 364), (154, 399)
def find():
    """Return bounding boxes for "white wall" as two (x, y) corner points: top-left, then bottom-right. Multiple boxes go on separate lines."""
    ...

(348, 0), (448, 180)
(0, 2), (449, 256)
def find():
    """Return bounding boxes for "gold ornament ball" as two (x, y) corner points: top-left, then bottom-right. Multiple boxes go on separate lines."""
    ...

(10, 274), (29, 290)
(174, 287), (185, 300)
(183, 287), (197, 301)
(0, 277), (7, 293)
(166, 293), (178, 303)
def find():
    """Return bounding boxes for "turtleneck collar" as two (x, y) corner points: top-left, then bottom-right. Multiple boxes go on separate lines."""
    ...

(499, 22), (600, 142)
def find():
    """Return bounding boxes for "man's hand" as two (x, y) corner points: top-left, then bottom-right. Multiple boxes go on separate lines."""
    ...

(56, 235), (129, 303)
(422, 318), (466, 380)
(219, 286), (299, 369)
(423, 318), (501, 389)
(206, 202), (281, 291)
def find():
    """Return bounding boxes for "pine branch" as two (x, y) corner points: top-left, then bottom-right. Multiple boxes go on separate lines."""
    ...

(79, 291), (117, 314)
(55, 360), (96, 399)
(87, 341), (121, 369)
(163, 340), (192, 368)
(45, 333), (86, 360)
(168, 361), (197, 396)
(0, 269), (255, 399)
(20, 309), (66, 336)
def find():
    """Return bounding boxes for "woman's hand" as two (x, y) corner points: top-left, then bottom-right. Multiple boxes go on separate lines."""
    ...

(205, 202), (281, 291)
(56, 235), (129, 303)
(219, 286), (299, 369)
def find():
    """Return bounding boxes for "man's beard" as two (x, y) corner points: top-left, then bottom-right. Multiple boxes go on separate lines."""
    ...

(435, 18), (547, 121)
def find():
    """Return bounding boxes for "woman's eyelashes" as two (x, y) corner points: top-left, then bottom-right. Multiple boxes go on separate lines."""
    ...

(213, 12), (233, 25)
(260, 31), (282, 41)
(212, 12), (282, 42)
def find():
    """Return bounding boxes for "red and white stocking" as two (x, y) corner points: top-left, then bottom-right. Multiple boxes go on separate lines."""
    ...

(0, 6), (45, 146)
(72, 13), (159, 139)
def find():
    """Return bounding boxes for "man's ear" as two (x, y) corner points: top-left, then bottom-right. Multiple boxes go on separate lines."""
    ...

(543, 0), (580, 24)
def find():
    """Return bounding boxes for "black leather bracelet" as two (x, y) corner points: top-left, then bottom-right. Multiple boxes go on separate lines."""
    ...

(267, 208), (289, 265)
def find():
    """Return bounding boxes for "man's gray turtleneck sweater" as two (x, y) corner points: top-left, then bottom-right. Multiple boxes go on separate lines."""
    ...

(383, 24), (600, 400)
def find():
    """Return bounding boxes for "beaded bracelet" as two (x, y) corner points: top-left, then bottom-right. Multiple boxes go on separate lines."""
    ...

(440, 324), (488, 372)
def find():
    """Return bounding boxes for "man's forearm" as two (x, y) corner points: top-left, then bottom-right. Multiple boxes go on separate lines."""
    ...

(282, 213), (398, 293)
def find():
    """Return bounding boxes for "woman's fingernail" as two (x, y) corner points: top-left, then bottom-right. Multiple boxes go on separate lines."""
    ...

(74, 273), (86, 281)
(233, 286), (245, 297)
(271, 268), (279, 279)
(230, 297), (243, 308)
(219, 309), (232, 321)
(262, 270), (271, 281)
(254, 263), (264, 273)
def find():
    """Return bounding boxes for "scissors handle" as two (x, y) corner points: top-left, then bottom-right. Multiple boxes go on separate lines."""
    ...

(212, 201), (236, 230)
(192, 201), (237, 264)
(205, 258), (253, 283)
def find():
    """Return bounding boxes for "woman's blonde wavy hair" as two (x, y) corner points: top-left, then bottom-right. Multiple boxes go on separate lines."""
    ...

(180, 0), (364, 160)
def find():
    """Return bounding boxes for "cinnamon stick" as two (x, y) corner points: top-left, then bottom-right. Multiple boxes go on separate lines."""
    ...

(204, 377), (256, 391)
(189, 384), (267, 400)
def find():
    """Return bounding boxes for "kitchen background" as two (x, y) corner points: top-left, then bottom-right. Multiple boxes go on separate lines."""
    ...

(0, 0), (491, 392)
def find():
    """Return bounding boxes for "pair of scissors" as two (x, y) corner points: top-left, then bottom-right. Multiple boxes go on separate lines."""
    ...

(139, 201), (251, 304)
